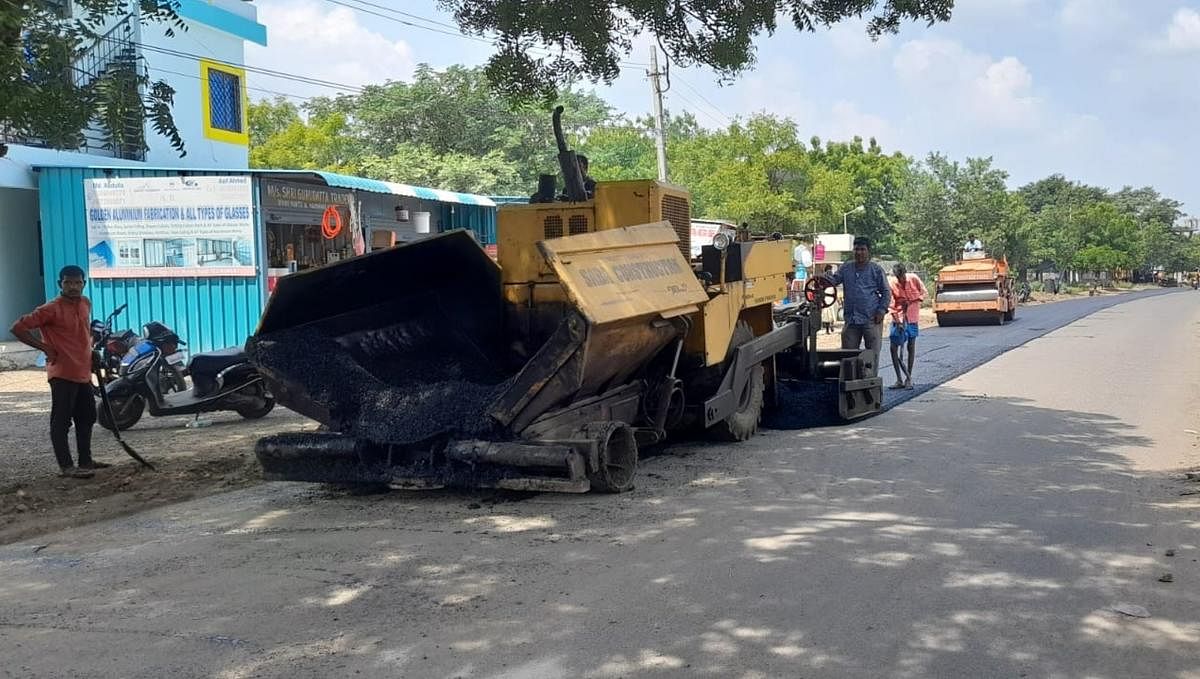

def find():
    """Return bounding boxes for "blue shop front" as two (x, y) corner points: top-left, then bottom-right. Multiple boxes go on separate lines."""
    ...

(35, 166), (498, 353)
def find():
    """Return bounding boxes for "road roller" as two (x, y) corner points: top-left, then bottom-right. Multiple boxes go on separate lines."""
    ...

(933, 251), (1017, 326)
(246, 107), (883, 494)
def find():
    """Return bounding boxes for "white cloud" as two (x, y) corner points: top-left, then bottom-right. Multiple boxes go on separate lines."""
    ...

(826, 19), (892, 59)
(1046, 113), (1104, 147)
(246, 0), (414, 99)
(1162, 7), (1200, 51)
(1059, 0), (1130, 35)
(893, 39), (1040, 128)
(826, 101), (894, 144)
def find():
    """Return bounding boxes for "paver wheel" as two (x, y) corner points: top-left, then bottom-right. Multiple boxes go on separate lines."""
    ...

(710, 322), (765, 442)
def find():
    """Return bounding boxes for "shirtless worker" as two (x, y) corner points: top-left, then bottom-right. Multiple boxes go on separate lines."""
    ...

(887, 263), (927, 389)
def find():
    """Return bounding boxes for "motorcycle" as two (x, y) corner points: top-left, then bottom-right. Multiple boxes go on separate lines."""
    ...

(98, 330), (274, 432)
(90, 304), (137, 387)
(91, 308), (188, 397)
(1017, 282), (1032, 304)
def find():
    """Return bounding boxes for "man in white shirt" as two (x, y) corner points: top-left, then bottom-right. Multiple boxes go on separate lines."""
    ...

(964, 234), (984, 253)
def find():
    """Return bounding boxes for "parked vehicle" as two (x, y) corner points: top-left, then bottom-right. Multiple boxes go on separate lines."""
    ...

(90, 304), (135, 386)
(98, 333), (273, 431)
(1017, 281), (1032, 304)
(140, 320), (190, 393)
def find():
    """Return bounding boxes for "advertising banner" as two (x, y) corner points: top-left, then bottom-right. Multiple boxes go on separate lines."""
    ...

(84, 175), (256, 278)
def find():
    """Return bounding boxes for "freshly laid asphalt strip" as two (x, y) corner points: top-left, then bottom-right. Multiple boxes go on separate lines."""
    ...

(768, 288), (1186, 429)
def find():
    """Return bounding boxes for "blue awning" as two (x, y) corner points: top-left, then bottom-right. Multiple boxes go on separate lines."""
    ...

(257, 170), (496, 207)
(309, 171), (497, 207)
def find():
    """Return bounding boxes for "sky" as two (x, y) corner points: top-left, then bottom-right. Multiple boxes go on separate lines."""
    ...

(244, 0), (1200, 213)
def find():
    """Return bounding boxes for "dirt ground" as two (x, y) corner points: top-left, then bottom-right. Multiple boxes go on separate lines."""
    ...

(0, 369), (317, 545)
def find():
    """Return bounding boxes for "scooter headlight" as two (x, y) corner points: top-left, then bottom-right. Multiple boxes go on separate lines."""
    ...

(121, 342), (157, 376)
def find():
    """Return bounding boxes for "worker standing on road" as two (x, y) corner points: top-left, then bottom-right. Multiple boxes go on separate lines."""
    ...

(821, 236), (890, 367)
(888, 263), (926, 390)
(9, 265), (109, 479)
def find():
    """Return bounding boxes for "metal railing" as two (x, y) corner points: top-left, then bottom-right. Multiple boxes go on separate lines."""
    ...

(1, 13), (145, 160)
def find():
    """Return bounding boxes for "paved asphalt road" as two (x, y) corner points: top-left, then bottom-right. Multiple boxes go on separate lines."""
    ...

(1, 290), (1198, 678)
(875, 288), (1182, 411)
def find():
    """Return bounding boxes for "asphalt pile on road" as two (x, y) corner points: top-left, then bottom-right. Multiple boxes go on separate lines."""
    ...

(252, 323), (513, 445)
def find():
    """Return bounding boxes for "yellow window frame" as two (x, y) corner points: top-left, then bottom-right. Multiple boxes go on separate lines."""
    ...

(200, 59), (248, 145)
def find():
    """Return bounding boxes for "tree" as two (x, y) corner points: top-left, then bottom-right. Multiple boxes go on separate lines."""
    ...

(298, 64), (615, 192)
(1073, 245), (1130, 275)
(356, 145), (521, 195)
(1, 1), (186, 156)
(248, 97), (302, 149)
(894, 155), (957, 272)
(894, 154), (1029, 272)
(1017, 174), (1108, 214)
(1111, 186), (1182, 230)
(438, 0), (955, 98)
(1027, 205), (1083, 275)
(579, 123), (656, 180)
(248, 109), (361, 173)
(805, 137), (909, 252)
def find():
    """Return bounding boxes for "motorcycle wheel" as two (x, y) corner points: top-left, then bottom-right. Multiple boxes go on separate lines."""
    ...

(98, 394), (146, 432)
(237, 396), (275, 420)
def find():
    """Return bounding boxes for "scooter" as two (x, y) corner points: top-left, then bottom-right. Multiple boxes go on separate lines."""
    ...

(98, 338), (274, 432)
(92, 309), (188, 396)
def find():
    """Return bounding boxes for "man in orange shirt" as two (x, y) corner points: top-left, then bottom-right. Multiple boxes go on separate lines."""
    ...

(887, 263), (927, 390)
(10, 265), (109, 478)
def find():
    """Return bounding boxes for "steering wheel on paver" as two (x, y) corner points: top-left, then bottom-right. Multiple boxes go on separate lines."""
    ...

(804, 277), (838, 309)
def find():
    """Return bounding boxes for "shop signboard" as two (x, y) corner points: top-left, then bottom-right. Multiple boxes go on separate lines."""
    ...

(84, 175), (256, 278)
(261, 179), (353, 214)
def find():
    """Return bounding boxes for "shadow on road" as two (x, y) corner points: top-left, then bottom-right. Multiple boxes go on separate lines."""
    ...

(4, 386), (1193, 678)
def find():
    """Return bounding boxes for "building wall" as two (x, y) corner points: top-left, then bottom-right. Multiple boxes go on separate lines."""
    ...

(0, 188), (45, 339)
(140, 13), (252, 168)
(38, 167), (264, 353)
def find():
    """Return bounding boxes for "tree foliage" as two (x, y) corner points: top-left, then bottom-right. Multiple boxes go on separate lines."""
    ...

(1, 1), (186, 156)
(577, 113), (908, 240)
(437, 0), (954, 98)
(894, 154), (1030, 272)
(249, 64), (616, 194)
(248, 63), (1197, 278)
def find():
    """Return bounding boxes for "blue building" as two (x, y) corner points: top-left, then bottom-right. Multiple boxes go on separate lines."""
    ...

(2, 0), (267, 340)
(35, 166), (498, 353)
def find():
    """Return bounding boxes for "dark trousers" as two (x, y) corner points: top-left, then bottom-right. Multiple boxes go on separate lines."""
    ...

(49, 378), (96, 469)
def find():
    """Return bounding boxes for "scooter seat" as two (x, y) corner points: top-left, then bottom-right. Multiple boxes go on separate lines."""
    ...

(189, 347), (248, 378)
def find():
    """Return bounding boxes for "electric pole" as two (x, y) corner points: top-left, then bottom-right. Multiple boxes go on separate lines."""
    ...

(648, 45), (669, 182)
